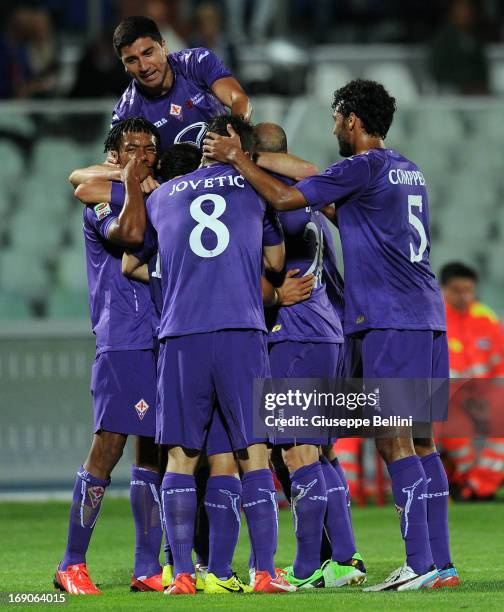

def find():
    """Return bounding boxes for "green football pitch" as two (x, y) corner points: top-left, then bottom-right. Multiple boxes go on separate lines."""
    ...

(0, 500), (503, 611)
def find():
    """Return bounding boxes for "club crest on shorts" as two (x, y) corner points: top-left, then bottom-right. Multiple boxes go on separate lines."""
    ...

(88, 486), (105, 509)
(134, 399), (149, 420)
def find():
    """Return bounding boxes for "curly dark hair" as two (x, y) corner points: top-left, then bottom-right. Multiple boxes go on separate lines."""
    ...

(332, 79), (396, 139)
(103, 117), (161, 154)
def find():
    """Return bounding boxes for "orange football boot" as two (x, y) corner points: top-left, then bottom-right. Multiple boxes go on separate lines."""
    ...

(54, 563), (101, 595)
(164, 573), (196, 595)
(131, 572), (164, 592)
(253, 570), (298, 593)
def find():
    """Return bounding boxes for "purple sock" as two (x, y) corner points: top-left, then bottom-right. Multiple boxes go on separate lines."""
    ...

(291, 462), (327, 579)
(60, 466), (110, 570)
(387, 455), (434, 575)
(330, 457), (352, 513)
(204, 476), (242, 579)
(320, 457), (356, 562)
(130, 466), (163, 578)
(242, 469), (277, 577)
(421, 452), (452, 569)
(161, 473), (197, 575)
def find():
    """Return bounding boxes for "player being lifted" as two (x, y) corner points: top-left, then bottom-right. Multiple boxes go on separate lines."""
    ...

(55, 119), (164, 595)
(253, 122), (365, 589)
(141, 115), (297, 595)
(203, 80), (458, 591)
(69, 15), (251, 191)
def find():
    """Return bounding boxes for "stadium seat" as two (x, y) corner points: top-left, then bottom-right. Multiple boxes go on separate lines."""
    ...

(31, 138), (90, 181)
(17, 176), (73, 216)
(0, 249), (50, 299)
(56, 248), (88, 292)
(46, 288), (89, 318)
(436, 204), (492, 243)
(0, 141), (25, 181)
(0, 113), (35, 137)
(0, 293), (32, 319)
(67, 207), (86, 247)
(490, 61), (504, 96)
(9, 209), (63, 259)
(363, 63), (418, 103)
(250, 96), (286, 125)
(311, 63), (353, 104)
(410, 108), (464, 147)
(430, 239), (480, 275)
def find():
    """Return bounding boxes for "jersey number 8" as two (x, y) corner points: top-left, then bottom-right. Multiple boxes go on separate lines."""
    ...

(189, 194), (230, 258)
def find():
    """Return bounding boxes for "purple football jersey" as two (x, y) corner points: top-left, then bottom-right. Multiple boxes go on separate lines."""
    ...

(297, 148), (446, 335)
(320, 216), (345, 323)
(83, 189), (155, 354)
(145, 162), (283, 337)
(266, 204), (343, 344)
(112, 48), (231, 152)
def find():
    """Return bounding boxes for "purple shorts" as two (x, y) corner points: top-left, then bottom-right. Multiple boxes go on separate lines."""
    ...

(91, 350), (157, 437)
(352, 329), (449, 422)
(269, 341), (341, 446)
(156, 330), (270, 453)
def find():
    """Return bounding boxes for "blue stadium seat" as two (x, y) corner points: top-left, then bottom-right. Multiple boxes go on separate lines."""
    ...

(0, 249), (50, 299)
(56, 247), (88, 292)
(0, 293), (32, 319)
(46, 289), (89, 318)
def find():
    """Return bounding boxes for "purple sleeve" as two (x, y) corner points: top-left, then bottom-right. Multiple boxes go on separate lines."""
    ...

(84, 202), (121, 239)
(132, 219), (158, 264)
(110, 181), (125, 206)
(263, 205), (284, 246)
(188, 48), (233, 89)
(296, 156), (371, 211)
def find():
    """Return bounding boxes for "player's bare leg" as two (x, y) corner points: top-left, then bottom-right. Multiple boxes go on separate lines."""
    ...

(414, 431), (459, 587)
(56, 431), (127, 595)
(364, 430), (439, 591)
(128, 436), (164, 592)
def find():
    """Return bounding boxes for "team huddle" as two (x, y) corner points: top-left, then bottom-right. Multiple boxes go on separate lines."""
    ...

(54, 15), (460, 596)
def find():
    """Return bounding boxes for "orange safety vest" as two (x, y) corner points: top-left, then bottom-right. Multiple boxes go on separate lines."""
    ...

(445, 301), (504, 378)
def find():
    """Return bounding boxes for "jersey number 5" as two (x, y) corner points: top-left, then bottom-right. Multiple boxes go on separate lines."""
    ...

(408, 195), (428, 263)
(189, 194), (230, 258)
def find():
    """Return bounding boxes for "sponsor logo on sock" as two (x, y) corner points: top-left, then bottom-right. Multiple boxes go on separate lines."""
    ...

(291, 478), (318, 533)
(219, 490), (241, 524)
(400, 477), (423, 537)
(134, 399), (149, 420)
(259, 488), (279, 529)
(88, 485), (105, 509)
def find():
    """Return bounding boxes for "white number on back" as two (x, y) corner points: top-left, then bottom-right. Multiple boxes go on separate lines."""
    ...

(151, 252), (162, 278)
(408, 194), (428, 263)
(303, 220), (324, 287)
(189, 194), (230, 258)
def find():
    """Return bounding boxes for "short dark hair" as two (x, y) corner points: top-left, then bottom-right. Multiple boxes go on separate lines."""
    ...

(206, 114), (255, 154)
(440, 262), (479, 286)
(113, 16), (163, 57)
(332, 79), (396, 139)
(253, 122), (288, 154)
(104, 117), (161, 154)
(159, 143), (202, 181)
